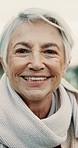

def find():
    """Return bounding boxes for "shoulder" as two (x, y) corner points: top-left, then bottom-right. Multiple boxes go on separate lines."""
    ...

(0, 144), (8, 148)
(0, 73), (7, 89)
(61, 122), (78, 148)
(61, 78), (78, 94)
(61, 78), (78, 102)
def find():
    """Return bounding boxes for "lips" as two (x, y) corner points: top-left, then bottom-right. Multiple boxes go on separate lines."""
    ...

(21, 76), (50, 81)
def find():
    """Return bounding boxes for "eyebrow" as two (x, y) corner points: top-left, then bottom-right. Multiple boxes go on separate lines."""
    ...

(13, 42), (32, 48)
(41, 43), (60, 50)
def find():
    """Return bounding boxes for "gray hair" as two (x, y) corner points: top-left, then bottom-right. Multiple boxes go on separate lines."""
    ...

(0, 8), (74, 67)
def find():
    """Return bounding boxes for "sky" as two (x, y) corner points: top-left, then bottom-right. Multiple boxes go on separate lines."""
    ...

(0, 0), (78, 66)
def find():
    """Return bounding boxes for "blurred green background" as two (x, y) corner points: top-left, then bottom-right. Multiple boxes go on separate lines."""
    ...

(0, 63), (78, 89)
(64, 66), (78, 89)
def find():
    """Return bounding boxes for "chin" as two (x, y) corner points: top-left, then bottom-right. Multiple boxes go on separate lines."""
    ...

(28, 94), (44, 101)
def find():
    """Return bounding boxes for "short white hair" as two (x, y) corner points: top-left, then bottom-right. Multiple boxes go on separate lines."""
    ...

(0, 8), (74, 67)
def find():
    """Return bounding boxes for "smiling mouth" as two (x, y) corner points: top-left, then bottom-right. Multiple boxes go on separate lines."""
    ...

(22, 76), (50, 81)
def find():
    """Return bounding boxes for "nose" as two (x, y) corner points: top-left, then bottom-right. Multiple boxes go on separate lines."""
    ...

(28, 51), (45, 71)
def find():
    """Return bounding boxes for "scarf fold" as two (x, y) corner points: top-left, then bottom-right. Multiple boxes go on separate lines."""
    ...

(0, 74), (77, 148)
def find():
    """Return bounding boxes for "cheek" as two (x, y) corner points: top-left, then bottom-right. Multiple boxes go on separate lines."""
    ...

(8, 57), (27, 73)
(48, 59), (65, 76)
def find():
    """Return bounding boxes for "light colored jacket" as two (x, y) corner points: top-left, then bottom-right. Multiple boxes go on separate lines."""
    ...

(0, 76), (78, 148)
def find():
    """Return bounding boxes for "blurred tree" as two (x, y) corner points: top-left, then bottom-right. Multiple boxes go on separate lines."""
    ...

(65, 66), (78, 89)
(0, 63), (4, 78)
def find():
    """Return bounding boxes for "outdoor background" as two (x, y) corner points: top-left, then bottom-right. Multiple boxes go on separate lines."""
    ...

(0, 0), (78, 88)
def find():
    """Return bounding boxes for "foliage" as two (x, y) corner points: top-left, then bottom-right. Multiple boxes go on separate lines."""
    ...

(65, 66), (78, 89)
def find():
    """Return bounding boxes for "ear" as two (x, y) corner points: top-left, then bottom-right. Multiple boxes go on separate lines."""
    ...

(62, 60), (70, 77)
(62, 67), (66, 77)
(62, 64), (67, 77)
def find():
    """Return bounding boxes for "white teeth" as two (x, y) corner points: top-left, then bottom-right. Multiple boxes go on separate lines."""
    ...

(24, 77), (47, 81)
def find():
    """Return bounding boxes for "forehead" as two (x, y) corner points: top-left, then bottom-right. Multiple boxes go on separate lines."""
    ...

(9, 19), (63, 46)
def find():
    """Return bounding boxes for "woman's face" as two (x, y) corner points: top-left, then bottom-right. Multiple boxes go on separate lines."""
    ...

(5, 20), (65, 103)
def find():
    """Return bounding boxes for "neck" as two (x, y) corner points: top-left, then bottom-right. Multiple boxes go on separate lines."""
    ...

(26, 95), (52, 119)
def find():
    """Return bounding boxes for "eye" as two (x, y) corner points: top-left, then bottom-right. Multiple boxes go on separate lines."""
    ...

(44, 49), (58, 55)
(15, 48), (30, 54)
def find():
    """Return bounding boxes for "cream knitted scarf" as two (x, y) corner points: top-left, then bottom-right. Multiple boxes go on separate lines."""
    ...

(0, 74), (77, 148)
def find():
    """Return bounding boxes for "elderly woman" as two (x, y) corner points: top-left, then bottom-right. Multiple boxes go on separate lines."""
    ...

(0, 8), (78, 148)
